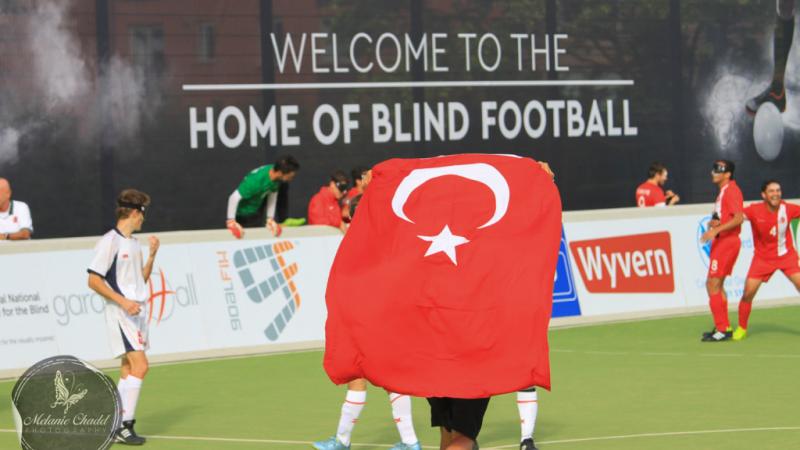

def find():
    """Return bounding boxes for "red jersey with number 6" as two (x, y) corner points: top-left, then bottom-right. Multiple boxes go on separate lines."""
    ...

(744, 201), (800, 260)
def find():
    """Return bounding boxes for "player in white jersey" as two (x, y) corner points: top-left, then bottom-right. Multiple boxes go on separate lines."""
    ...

(87, 189), (159, 445)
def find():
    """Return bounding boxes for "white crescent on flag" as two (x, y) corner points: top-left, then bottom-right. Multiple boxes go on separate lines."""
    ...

(390, 163), (511, 265)
(390, 163), (510, 229)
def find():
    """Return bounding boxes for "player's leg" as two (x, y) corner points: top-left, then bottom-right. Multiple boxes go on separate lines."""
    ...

(735, 278), (764, 340)
(114, 319), (149, 446)
(703, 276), (732, 340)
(703, 238), (740, 341)
(786, 270), (800, 291)
(117, 354), (131, 412)
(445, 432), (477, 450)
(314, 378), (368, 450)
(426, 397), (453, 450)
(117, 351), (148, 444)
(517, 388), (539, 450)
(388, 392), (421, 450)
(747, 0), (795, 113)
(438, 427), (454, 450)
(445, 398), (489, 450)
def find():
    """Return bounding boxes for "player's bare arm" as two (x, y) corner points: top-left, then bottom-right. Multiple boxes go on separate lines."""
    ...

(87, 273), (141, 316)
(0, 229), (31, 240)
(142, 235), (160, 282)
(701, 212), (744, 242)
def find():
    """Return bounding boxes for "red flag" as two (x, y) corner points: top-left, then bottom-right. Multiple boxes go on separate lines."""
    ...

(323, 154), (561, 398)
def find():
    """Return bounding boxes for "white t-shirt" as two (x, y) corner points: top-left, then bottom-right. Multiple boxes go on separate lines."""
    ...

(0, 200), (33, 235)
(87, 228), (148, 303)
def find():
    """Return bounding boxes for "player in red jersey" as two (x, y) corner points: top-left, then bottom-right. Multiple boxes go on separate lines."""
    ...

(635, 162), (680, 207)
(700, 160), (744, 342)
(342, 167), (372, 223)
(733, 180), (800, 340)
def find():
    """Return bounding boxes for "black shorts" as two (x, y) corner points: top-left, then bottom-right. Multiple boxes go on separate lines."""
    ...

(427, 397), (490, 441)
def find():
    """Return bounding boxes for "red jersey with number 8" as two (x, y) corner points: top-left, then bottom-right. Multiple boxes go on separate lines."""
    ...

(714, 181), (744, 239)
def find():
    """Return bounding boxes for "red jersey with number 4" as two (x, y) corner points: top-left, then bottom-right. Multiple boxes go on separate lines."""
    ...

(714, 181), (744, 239)
(635, 181), (666, 207)
(744, 201), (800, 260)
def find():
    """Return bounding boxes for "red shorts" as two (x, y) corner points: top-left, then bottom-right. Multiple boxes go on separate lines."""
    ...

(708, 236), (741, 278)
(747, 253), (800, 282)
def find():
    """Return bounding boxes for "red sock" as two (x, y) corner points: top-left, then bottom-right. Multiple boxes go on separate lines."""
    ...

(739, 301), (753, 329)
(709, 293), (730, 332)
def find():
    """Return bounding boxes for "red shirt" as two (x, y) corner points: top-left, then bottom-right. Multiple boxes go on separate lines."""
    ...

(308, 187), (342, 227)
(714, 181), (744, 239)
(346, 187), (361, 200)
(744, 201), (800, 260)
(635, 181), (666, 207)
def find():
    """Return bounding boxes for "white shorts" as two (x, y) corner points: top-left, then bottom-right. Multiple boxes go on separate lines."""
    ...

(106, 301), (150, 358)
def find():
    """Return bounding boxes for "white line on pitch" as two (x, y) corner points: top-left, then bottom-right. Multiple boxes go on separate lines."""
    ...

(0, 430), (433, 448)
(551, 348), (800, 359)
(4, 426), (800, 448)
(483, 426), (800, 449)
(182, 79), (634, 91)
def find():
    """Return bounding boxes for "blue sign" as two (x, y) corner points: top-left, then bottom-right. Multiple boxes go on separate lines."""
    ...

(552, 228), (582, 318)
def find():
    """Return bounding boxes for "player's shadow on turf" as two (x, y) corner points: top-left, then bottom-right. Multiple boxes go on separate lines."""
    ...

(751, 323), (800, 337)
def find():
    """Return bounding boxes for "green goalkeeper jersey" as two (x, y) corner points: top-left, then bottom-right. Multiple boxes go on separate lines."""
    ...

(236, 165), (281, 217)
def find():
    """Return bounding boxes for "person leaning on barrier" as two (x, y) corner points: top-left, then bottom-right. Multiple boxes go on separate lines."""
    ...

(0, 177), (33, 241)
(308, 171), (349, 234)
(226, 155), (300, 239)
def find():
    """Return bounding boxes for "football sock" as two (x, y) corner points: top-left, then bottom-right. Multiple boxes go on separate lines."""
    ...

(389, 393), (418, 445)
(117, 377), (128, 422)
(336, 390), (366, 446)
(709, 292), (730, 332)
(517, 389), (538, 441)
(122, 376), (142, 422)
(739, 300), (753, 329)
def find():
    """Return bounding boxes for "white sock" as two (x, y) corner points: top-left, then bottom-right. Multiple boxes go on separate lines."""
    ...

(336, 390), (366, 446)
(517, 390), (538, 441)
(117, 377), (129, 421)
(389, 393), (418, 445)
(122, 376), (143, 422)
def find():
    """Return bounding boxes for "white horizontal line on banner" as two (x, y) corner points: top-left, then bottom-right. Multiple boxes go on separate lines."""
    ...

(182, 79), (634, 91)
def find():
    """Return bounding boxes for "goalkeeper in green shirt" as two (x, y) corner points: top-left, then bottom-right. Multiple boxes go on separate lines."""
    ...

(226, 155), (300, 239)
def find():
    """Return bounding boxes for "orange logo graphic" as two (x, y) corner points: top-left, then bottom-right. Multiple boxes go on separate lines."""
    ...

(147, 269), (174, 325)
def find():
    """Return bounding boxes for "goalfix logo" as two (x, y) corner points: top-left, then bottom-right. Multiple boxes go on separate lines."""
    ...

(230, 241), (302, 341)
(569, 231), (675, 293)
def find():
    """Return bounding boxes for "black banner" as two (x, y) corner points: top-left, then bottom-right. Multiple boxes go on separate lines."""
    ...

(0, 0), (798, 237)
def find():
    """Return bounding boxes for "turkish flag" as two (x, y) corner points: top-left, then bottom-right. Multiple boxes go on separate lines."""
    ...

(323, 154), (561, 398)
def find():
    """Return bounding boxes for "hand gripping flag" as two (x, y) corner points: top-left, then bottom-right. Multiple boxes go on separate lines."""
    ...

(323, 154), (562, 398)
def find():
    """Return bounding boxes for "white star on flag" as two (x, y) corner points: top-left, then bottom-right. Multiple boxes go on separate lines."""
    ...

(418, 225), (470, 265)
